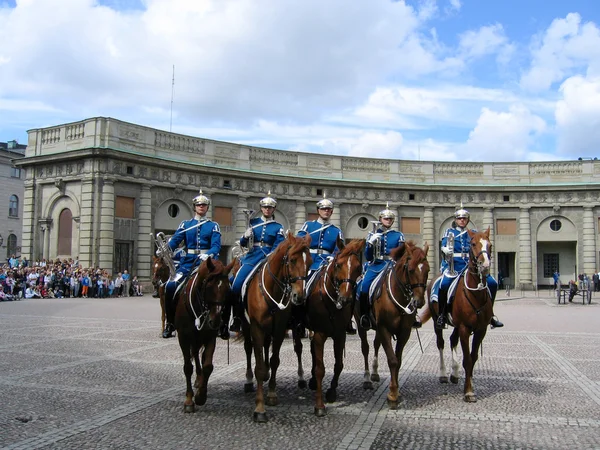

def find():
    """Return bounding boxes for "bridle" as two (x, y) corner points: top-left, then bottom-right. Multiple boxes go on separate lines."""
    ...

(385, 253), (427, 315)
(465, 238), (491, 291)
(187, 270), (227, 331)
(323, 250), (361, 309)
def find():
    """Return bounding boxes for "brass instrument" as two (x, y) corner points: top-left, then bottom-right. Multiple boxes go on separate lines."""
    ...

(151, 232), (177, 280)
(446, 233), (456, 276)
(242, 209), (256, 249)
(370, 220), (383, 260)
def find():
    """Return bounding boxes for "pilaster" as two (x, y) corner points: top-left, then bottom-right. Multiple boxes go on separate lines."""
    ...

(519, 207), (533, 289)
(236, 195), (249, 236)
(21, 181), (36, 261)
(483, 207), (495, 276)
(137, 185), (152, 280)
(582, 206), (596, 276)
(295, 201), (306, 233)
(423, 207), (435, 276)
(79, 177), (95, 268)
(98, 177), (115, 272)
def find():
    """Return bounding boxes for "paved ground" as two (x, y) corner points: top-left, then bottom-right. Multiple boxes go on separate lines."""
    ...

(1, 291), (599, 450)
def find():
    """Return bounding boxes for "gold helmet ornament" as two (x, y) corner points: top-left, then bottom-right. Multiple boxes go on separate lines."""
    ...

(316, 192), (334, 209)
(378, 202), (396, 220)
(192, 189), (211, 206)
(259, 191), (277, 208)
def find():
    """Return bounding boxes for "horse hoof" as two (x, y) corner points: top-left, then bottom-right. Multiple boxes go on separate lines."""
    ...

(439, 376), (449, 384)
(298, 379), (307, 389)
(308, 378), (317, 390)
(325, 389), (337, 403)
(244, 383), (255, 393)
(184, 403), (195, 413)
(266, 396), (279, 406)
(450, 375), (459, 384)
(387, 399), (398, 410)
(194, 392), (207, 406)
(370, 374), (380, 382)
(314, 407), (327, 417)
(253, 411), (268, 423)
(464, 394), (477, 403)
(363, 381), (373, 390)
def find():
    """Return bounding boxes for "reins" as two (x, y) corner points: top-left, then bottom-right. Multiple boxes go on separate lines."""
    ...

(259, 244), (309, 310)
(385, 252), (426, 315)
(461, 240), (491, 317)
(322, 250), (361, 309)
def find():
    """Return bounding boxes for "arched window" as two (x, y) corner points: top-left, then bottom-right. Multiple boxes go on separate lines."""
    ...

(58, 208), (73, 256)
(9, 195), (18, 217)
(7, 234), (17, 257)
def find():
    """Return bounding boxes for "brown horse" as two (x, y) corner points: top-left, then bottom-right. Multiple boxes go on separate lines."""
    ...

(245, 231), (311, 422)
(302, 237), (364, 416)
(422, 228), (493, 402)
(174, 257), (235, 412)
(152, 256), (170, 335)
(355, 241), (430, 408)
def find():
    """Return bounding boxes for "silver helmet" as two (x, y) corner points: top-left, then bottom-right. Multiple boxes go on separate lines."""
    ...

(454, 202), (469, 219)
(259, 191), (277, 208)
(316, 193), (334, 209)
(378, 202), (396, 220)
(192, 189), (211, 206)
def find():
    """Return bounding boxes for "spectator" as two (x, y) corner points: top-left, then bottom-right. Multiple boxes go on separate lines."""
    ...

(114, 272), (124, 297)
(25, 284), (41, 299)
(553, 271), (560, 290)
(132, 276), (142, 296)
(122, 270), (131, 297)
(108, 278), (115, 297)
(81, 271), (90, 298)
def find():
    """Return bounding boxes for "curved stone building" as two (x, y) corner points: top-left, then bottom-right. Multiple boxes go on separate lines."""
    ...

(15, 117), (600, 289)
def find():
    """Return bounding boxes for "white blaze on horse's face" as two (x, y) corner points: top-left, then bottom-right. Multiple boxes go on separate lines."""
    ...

(418, 263), (424, 274)
(479, 238), (490, 268)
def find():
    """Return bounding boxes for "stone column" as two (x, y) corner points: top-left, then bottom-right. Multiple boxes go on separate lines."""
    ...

(98, 177), (115, 273)
(582, 206), (596, 276)
(423, 207), (435, 274)
(79, 177), (95, 269)
(44, 222), (52, 259)
(137, 185), (152, 281)
(331, 202), (342, 229)
(236, 195), (249, 236)
(483, 207), (495, 276)
(40, 224), (48, 260)
(21, 180), (36, 261)
(519, 207), (533, 290)
(295, 200), (306, 233)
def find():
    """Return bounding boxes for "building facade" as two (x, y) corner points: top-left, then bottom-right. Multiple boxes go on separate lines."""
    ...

(0, 141), (26, 262)
(14, 117), (600, 288)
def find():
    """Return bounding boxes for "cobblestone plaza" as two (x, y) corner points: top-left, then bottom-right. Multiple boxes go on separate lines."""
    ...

(1, 293), (599, 449)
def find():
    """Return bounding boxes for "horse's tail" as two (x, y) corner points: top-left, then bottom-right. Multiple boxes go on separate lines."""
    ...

(418, 302), (432, 324)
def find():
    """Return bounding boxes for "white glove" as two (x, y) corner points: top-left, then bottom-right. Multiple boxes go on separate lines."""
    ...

(243, 228), (253, 239)
(442, 246), (452, 256)
(326, 256), (334, 262)
(199, 254), (210, 261)
(368, 233), (382, 245)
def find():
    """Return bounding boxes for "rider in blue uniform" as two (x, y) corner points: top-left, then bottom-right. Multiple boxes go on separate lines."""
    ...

(162, 190), (221, 338)
(229, 192), (285, 332)
(358, 203), (405, 330)
(429, 205), (503, 330)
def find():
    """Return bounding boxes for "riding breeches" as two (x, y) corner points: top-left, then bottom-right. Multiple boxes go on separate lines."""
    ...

(430, 272), (498, 304)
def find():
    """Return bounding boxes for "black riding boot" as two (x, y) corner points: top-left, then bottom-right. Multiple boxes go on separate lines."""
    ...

(435, 296), (447, 330)
(230, 297), (243, 332)
(162, 295), (176, 338)
(346, 319), (357, 335)
(490, 296), (504, 329)
(359, 293), (373, 330)
(219, 302), (231, 340)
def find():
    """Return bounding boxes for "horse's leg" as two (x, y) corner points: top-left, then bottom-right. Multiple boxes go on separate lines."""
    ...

(449, 327), (461, 384)
(193, 347), (201, 389)
(391, 327), (411, 406)
(325, 331), (345, 404)
(195, 339), (215, 406)
(243, 326), (255, 393)
(263, 335), (272, 382)
(251, 323), (268, 422)
(159, 289), (166, 335)
(312, 331), (327, 416)
(178, 334), (195, 413)
(465, 329), (487, 402)
(458, 325), (476, 402)
(379, 328), (399, 409)
(436, 326), (448, 383)
(266, 326), (286, 407)
(293, 327), (306, 389)
(309, 336), (317, 390)
(358, 325), (373, 389)
(371, 333), (381, 382)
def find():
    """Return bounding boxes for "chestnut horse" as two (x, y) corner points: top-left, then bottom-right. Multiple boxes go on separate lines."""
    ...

(174, 257), (235, 412)
(355, 241), (430, 408)
(152, 256), (170, 335)
(300, 238), (365, 416)
(245, 232), (311, 422)
(423, 228), (493, 402)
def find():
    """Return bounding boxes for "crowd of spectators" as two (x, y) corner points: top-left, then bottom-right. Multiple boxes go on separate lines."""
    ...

(0, 255), (143, 301)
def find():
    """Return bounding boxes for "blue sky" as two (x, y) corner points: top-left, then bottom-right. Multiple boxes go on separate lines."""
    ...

(1, 0), (599, 162)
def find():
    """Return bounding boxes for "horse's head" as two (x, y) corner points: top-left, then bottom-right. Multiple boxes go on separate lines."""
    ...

(194, 257), (236, 331)
(467, 227), (492, 279)
(392, 241), (430, 308)
(152, 256), (169, 284)
(326, 237), (364, 308)
(281, 231), (312, 305)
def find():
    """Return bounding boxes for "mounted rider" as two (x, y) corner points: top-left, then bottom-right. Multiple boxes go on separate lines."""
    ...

(161, 190), (221, 338)
(358, 203), (405, 330)
(228, 192), (285, 335)
(429, 205), (504, 330)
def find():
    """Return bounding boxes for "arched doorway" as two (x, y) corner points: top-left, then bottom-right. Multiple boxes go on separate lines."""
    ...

(58, 208), (73, 256)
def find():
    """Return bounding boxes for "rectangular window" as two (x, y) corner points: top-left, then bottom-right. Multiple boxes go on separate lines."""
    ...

(497, 219), (517, 235)
(401, 217), (420, 234)
(115, 196), (135, 218)
(307, 213), (319, 221)
(543, 254), (559, 278)
(214, 207), (233, 226)
(10, 167), (21, 178)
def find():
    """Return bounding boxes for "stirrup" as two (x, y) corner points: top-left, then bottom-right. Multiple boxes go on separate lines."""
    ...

(359, 315), (373, 330)
(230, 317), (242, 332)
(435, 315), (446, 330)
(218, 324), (230, 340)
(490, 316), (504, 329)
(412, 319), (422, 329)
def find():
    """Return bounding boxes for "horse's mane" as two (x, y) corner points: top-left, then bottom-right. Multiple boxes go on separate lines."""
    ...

(394, 241), (429, 271)
(338, 238), (365, 257)
(268, 233), (310, 265)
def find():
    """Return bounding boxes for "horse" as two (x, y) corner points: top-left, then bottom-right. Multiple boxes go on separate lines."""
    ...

(422, 227), (493, 402)
(152, 256), (170, 335)
(174, 256), (235, 413)
(354, 241), (430, 409)
(301, 237), (364, 416)
(244, 231), (312, 422)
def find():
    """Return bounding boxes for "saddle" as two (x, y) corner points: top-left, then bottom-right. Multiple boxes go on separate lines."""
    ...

(368, 261), (394, 303)
(240, 258), (269, 306)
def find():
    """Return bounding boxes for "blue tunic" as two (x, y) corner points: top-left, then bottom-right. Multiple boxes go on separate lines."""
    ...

(360, 228), (405, 296)
(231, 217), (284, 296)
(297, 220), (344, 272)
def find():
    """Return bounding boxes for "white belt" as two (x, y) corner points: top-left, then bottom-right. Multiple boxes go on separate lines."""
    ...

(253, 243), (272, 248)
(453, 253), (467, 258)
(378, 256), (392, 261)
(187, 249), (209, 255)
(314, 249), (331, 255)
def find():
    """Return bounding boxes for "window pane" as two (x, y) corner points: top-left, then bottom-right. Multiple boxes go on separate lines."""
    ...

(497, 219), (517, 235)
(7, 234), (17, 257)
(307, 213), (319, 221)
(213, 207), (232, 226)
(9, 195), (18, 217)
(543, 254), (559, 278)
(401, 217), (421, 234)
(116, 196), (135, 218)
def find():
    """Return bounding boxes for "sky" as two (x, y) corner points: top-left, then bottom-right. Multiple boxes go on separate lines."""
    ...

(1, 0), (599, 162)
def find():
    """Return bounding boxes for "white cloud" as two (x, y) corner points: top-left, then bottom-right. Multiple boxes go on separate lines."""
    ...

(555, 75), (600, 157)
(449, 0), (461, 11)
(458, 24), (512, 61)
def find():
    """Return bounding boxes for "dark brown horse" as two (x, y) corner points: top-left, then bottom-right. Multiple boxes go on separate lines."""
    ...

(423, 228), (493, 402)
(302, 237), (364, 416)
(245, 231), (311, 422)
(174, 257), (235, 412)
(152, 256), (170, 335)
(355, 241), (430, 408)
